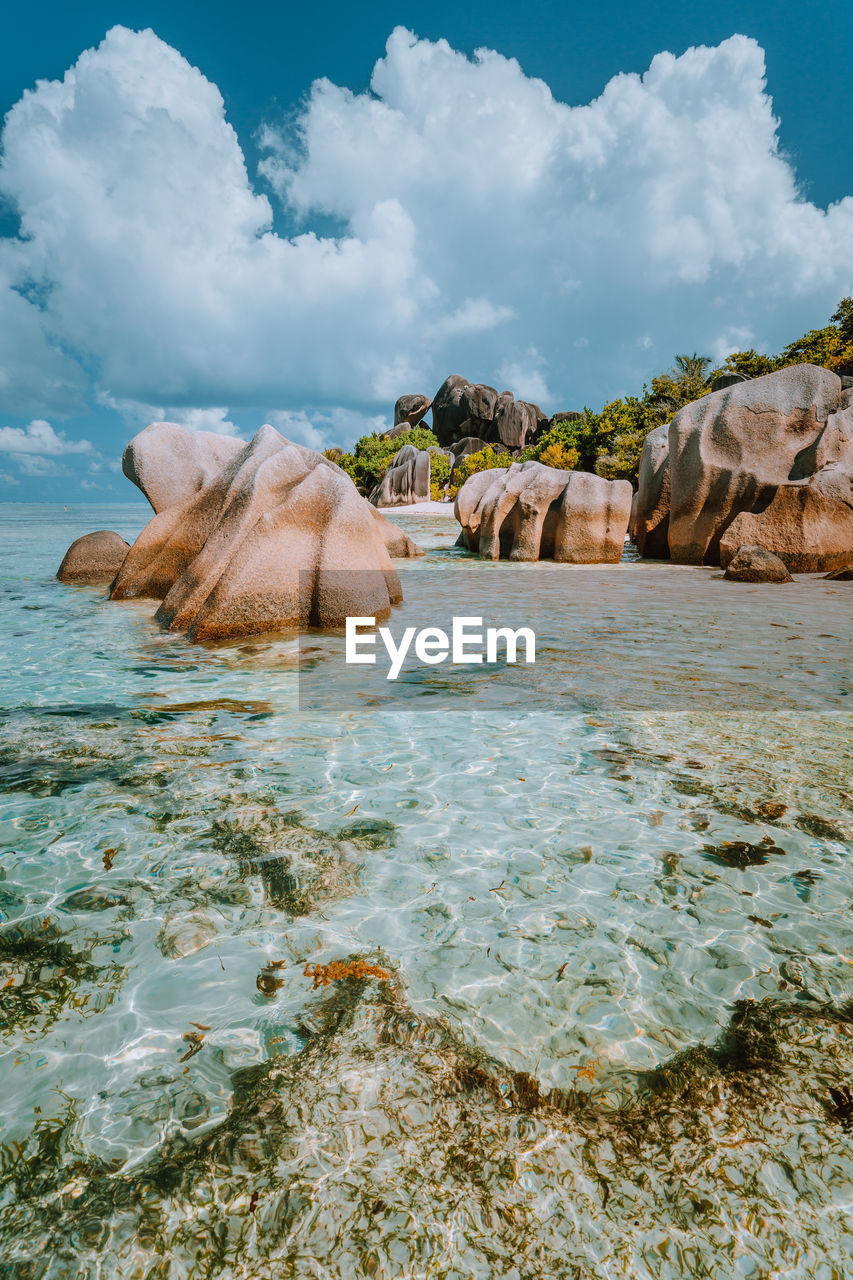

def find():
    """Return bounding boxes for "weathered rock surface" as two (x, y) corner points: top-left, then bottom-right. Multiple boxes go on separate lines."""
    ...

(122, 422), (244, 513)
(825, 564), (853, 580)
(112, 425), (402, 640)
(393, 394), (432, 429)
(57, 530), (131, 584)
(431, 375), (546, 451)
(369, 444), (433, 507)
(368, 504), (424, 557)
(455, 461), (632, 562)
(634, 365), (853, 571)
(630, 423), (670, 557)
(723, 546), (793, 583)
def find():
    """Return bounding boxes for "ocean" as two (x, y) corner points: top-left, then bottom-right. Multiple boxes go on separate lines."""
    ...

(1, 501), (852, 1279)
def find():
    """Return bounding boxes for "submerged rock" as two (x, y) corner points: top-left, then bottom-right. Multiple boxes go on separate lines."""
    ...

(112, 425), (402, 640)
(723, 545), (793, 583)
(56, 531), (130, 584)
(455, 461), (632, 562)
(157, 910), (218, 958)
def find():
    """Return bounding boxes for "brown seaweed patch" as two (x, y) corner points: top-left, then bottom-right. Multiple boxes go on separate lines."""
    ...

(0, 917), (126, 1036)
(794, 813), (847, 841)
(702, 837), (787, 869)
(2, 977), (852, 1279)
(206, 810), (361, 915)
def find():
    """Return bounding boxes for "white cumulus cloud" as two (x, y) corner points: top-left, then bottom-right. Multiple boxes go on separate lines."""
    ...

(0, 22), (851, 449)
(0, 419), (93, 455)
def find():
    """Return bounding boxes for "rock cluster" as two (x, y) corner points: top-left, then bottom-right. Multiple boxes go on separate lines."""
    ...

(56, 530), (130, 584)
(369, 443), (432, 507)
(57, 423), (417, 641)
(431, 376), (551, 451)
(455, 461), (632, 562)
(633, 365), (853, 571)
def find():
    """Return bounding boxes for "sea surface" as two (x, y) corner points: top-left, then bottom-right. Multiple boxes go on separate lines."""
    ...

(1, 501), (852, 1279)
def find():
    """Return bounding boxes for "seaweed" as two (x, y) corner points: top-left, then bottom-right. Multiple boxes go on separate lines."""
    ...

(0, 917), (126, 1036)
(1, 972), (852, 1279)
(701, 837), (787, 869)
(206, 810), (361, 916)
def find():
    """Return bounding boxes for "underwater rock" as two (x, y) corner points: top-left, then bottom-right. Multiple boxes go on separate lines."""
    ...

(455, 461), (632, 562)
(56, 531), (130, 584)
(122, 421), (244, 513)
(723, 545), (793, 583)
(157, 910), (218, 958)
(112, 425), (402, 640)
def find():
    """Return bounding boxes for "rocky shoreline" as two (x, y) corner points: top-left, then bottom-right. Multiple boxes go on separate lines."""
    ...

(58, 362), (852, 640)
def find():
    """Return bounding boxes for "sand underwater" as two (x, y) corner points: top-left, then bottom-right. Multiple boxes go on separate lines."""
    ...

(1, 501), (852, 1279)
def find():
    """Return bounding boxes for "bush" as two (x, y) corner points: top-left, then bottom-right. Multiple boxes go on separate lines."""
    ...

(447, 445), (513, 498)
(337, 426), (441, 492)
(538, 440), (579, 470)
(428, 449), (451, 501)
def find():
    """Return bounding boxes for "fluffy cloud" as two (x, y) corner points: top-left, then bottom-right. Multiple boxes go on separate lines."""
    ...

(0, 23), (852, 446)
(0, 419), (93, 454)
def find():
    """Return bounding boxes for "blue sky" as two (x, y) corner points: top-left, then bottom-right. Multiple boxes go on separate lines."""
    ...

(1, 0), (852, 499)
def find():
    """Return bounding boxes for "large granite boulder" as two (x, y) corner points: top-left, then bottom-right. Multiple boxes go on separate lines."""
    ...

(368, 444), (432, 507)
(368, 505), (424, 558)
(393, 394), (432, 429)
(122, 422), (244, 513)
(431, 375), (545, 450)
(723, 546), (792, 583)
(112, 426), (402, 641)
(634, 365), (853, 571)
(454, 461), (632, 562)
(57, 530), (130, 584)
(630, 423), (671, 557)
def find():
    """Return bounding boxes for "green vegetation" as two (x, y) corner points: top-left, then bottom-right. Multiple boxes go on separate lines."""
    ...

(428, 449), (451, 500)
(333, 426), (441, 492)
(446, 444), (513, 498)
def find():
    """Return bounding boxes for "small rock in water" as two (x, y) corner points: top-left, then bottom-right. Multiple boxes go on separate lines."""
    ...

(723, 546), (792, 583)
(824, 565), (853, 580)
(157, 911), (218, 958)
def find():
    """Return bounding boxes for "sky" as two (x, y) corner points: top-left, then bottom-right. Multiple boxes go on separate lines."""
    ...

(1, 0), (852, 500)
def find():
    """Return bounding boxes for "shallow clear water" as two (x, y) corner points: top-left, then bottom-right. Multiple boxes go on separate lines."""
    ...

(1, 502), (852, 1279)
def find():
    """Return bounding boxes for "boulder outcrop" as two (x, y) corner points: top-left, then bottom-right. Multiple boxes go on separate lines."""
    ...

(723, 546), (792, 583)
(393, 394), (432, 430)
(630, 423), (670, 558)
(431, 375), (547, 451)
(454, 461), (632, 562)
(57, 530), (130, 584)
(633, 364), (853, 571)
(112, 426), (402, 641)
(122, 422), (244, 513)
(368, 444), (432, 507)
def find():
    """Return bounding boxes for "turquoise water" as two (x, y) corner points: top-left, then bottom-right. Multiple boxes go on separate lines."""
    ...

(1, 502), (852, 1279)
